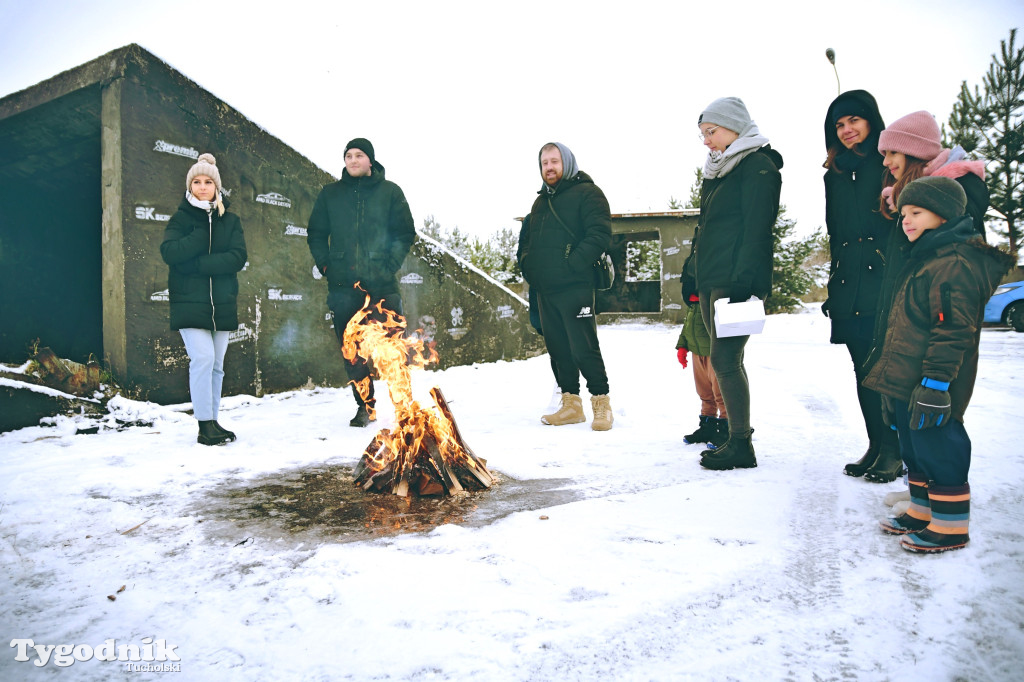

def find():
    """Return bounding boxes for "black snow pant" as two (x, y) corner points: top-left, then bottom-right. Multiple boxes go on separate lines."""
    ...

(327, 285), (404, 407)
(536, 287), (610, 396)
(701, 289), (752, 438)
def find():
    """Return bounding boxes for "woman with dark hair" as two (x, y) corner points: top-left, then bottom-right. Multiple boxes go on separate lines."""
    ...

(821, 90), (901, 482)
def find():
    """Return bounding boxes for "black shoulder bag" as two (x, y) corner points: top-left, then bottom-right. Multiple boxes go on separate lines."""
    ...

(546, 197), (614, 291)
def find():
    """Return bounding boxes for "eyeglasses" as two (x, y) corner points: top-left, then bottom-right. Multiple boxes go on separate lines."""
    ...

(698, 126), (719, 142)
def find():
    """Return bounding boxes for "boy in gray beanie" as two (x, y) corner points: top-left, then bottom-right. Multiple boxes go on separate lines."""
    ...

(863, 175), (1015, 553)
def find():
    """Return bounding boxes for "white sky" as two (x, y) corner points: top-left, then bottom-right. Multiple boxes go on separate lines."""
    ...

(2, 0), (1022, 240)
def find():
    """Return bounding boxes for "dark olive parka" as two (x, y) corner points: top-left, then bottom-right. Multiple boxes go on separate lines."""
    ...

(307, 162), (415, 296)
(863, 216), (1015, 422)
(519, 171), (611, 294)
(160, 197), (247, 331)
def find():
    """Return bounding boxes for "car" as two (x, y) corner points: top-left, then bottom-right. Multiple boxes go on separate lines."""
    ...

(985, 280), (1024, 332)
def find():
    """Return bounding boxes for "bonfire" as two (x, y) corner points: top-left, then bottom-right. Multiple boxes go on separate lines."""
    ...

(341, 291), (494, 497)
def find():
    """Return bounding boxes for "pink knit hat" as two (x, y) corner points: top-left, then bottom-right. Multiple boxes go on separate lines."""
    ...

(877, 110), (942, 160)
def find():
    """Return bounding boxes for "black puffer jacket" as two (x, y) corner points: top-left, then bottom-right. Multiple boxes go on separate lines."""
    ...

(863, 216), (1015, 421)
(684, 146), (783, 299)
(519, 171), (611, 294)
(307, 162), (415, 295)
(160, 197), (247, 331)
(822, 90), (891, 339)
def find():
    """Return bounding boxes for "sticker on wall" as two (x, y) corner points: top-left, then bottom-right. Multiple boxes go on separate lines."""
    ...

(448, 306), (469, 340)
(135, 206), (171, 222)
(664, 303), (682, 310)
(312, 265), (322, 280)
(663, 246), (680, 256)
(268, 288), (302, 301)
(256, 192), (292, 208)
(496, 304), (514, 319)
(284, 224), (307, 236)
(153, 140), (199, 159)
(400, 272), (424, 284)
(229, 323), (255, 344)
(663, 272), (680, 280)
(150, 289), (169, 302)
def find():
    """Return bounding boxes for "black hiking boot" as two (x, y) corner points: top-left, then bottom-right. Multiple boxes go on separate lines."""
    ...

(683, 415), (716, 444)
(700, 434), (756, 471)
(706, 417), (729, 448)
(210, 420), (236, 443)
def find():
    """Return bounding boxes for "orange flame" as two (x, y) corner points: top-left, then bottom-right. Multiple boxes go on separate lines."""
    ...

(344, 287), (489, 495)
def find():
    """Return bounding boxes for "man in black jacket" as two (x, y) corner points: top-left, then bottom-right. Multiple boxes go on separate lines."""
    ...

(519, 142), (614, 431)
(307, 138), (415, 426)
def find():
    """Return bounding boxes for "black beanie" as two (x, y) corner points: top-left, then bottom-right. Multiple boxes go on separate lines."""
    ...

(897, 176), (967, 221)
(345, 137), (375, 165)
(831, 97), (871, 126)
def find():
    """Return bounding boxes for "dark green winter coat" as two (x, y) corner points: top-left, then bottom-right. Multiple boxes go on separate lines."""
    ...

(822, 90), (891, 340)
(684, 146), (783, 300)
(866, 172), (991, 373)
(675, 303), (712, 357)
(519, 171), (611, 295)
(307, 162), (415, 296)
(160, 197), (247, 331)
(862, 216), (1015, 422)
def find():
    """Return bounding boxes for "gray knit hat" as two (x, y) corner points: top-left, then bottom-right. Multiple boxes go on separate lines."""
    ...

(897, 176), (967, 221)
(186, 153), (222, 194)
(698, 97), (753, 135)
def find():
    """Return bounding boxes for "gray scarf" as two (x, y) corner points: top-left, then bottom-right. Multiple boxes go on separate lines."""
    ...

(703, 125), (770, 179)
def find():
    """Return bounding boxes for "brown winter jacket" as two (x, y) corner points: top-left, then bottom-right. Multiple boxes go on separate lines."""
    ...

(862, 216), (1015, 422)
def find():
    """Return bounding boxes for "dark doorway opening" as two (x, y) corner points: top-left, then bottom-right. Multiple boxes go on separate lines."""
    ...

(0, 87), (104, 363)
(598, 230), (662, 314)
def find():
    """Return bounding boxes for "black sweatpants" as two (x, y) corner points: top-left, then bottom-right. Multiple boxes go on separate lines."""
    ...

(536, 288), (609, 396)
(327, 285), (404, 405)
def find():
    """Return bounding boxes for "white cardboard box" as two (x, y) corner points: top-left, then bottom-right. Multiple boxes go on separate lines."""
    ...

(714, 297), (766, 338)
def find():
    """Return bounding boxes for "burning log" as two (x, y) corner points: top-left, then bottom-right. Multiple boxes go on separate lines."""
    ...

(344, 289), (494, 497)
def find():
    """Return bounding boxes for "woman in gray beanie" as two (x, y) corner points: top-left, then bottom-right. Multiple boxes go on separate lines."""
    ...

(160, 153), (248, 446)
(680, 97), (783, 471)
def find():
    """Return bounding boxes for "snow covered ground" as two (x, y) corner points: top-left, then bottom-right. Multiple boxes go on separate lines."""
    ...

(2, 309), (1023, 681)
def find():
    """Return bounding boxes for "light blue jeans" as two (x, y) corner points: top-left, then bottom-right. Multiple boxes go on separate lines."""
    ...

(179, 328), (230, 421)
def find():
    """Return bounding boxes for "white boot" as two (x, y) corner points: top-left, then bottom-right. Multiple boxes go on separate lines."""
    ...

(542, 393), (585, 425)
(591, 394), (613, 431)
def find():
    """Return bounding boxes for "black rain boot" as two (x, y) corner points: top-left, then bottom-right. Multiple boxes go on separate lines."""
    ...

(349, 384), (377, 428)
(844, 443), (879, 478)
(210, 420), (236, 443)
(197, 420), (230, 446)
(683, 415), (716, 444)
(700, 432), (756, 470)
(350, 405), (371, 427)
(864, 440), (904, 483)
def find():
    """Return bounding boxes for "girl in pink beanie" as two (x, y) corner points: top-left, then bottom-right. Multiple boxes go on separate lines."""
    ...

(876, 110), (989, 237)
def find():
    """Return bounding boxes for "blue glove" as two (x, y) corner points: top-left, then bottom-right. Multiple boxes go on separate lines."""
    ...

(909, 378), (951, 430)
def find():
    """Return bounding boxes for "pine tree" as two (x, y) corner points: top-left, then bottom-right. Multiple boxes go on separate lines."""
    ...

(945, 28), (1024, 258)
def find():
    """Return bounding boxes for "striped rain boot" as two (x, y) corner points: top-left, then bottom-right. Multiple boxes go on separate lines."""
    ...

(879, 473), (930, 535)
(900, 483), (970, 553)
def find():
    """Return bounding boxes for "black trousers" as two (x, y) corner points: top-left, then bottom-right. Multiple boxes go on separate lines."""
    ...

(536, 288), (609, 396)
(327, 285), (404, 405)
(843, 331), (898, 451)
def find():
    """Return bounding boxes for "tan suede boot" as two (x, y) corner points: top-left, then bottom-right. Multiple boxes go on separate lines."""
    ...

(591, 394), (613, 431)
(541, 392), (585, 425)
